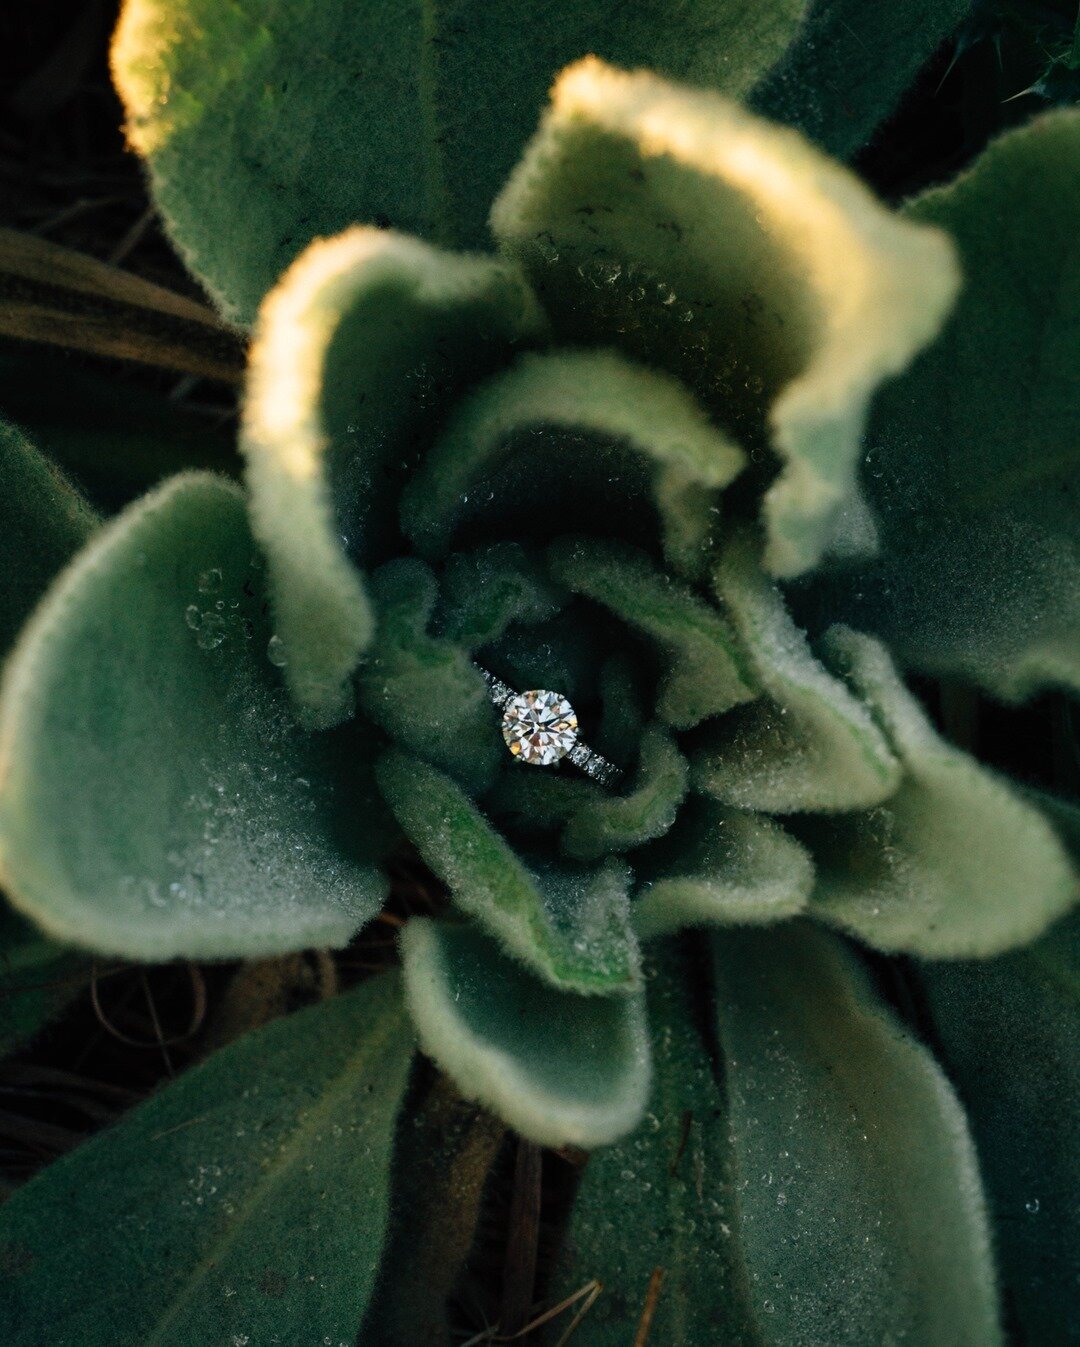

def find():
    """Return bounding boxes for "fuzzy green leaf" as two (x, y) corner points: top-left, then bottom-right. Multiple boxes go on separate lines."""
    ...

(548, 538), (756, 727)
(492, 58), (958, 577)
(112, 0), (805, 323)
(0, 416), (97, 655)
(713, 922), (1002, 1347)
(918, 910), (1080, 1346)
(552, 945), (759, 1345)
(401, 348), (745, 575)
(377, 751), (639, 994)
(633, 798), (813, 939)
(241, 228), (543, 727)
(436, 542), (566, 648)
(692, 537), (901, 811)
(561, 725), (689, 862)
(802, 111), (1080, 702)
(797, 628), (1078, 957)
(0, 972), (412, 1347)
(358, 561), (501, 793)
(750, 0), (970, 160)
(0, 473), (388, 960)
(400, 918), (650, 1147)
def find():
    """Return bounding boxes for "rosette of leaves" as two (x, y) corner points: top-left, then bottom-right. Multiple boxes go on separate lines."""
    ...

(0, 5), (1078, 1345)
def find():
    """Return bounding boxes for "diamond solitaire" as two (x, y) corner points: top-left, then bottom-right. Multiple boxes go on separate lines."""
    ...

(501, 689), (579, 766)
(476, 667), (623, 786)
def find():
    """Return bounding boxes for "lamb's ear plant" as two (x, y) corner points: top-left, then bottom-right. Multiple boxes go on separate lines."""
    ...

(0, 2), (1077, 1343)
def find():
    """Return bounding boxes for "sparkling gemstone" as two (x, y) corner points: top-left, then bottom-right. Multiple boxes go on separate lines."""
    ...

(501, 689), (579, 766)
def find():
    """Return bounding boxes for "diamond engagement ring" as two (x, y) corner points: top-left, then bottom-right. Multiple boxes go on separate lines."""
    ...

(477, 667), (624, 787)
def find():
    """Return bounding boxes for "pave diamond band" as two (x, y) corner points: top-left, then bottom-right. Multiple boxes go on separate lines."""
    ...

(477, 667), (623, 787)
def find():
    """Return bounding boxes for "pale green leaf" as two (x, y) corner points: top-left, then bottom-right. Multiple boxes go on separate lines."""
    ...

(797, 628), (1078, 957)
(917, 910), (1080, 1346)
(377, 751), (639, 994)
(0, 473), (388, 961)
(713, 922), (1002, 1347)
(400, 918), (650, 1148)
(801, 111), (1080, 702)
(0, 972), (413, 1347)
(492, 58), (958, 576)
(552, 944), (760, 1345)
(750, 0), (970, 160)
(401, 348), (745, 576)
(692, 535), (901, 811)
(633, 798), (812, 939)
(548, 537), (756, 727)
(112, 0), (805, 322)
(241, 228), (543, 726)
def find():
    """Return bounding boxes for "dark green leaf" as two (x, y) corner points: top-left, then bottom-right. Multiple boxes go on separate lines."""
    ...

(0, 348), (237, 510)
(552, 944), (761, 1345)
(801, 111), (1080, 702)
(0, 971), (413, 1347)
(112, 0), (805, 322)
(713, 922), (1002, 1347)
(750, 0), (970, 160)
(0, 902), (83, 1057)
(493, 59), (958, 576)
(0, 473), (387, 960)
(0, 416), (96, 655)
(400, 918), (650, 1147)
(377, 751), (640, 993)
(241, 228), (543, 726)
(797, 628), (1077, 957)
(917, 911), (1080, 1346)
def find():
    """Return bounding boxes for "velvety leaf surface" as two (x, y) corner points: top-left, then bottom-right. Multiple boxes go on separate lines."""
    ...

(400, 918), (650, 1148)
(358, 560), (501, 793)
(0, 416), (96, 654)
(633, 799), (813, 939)
(918, 911), (1080, 1346)
(0, 972), (413, 1347)
(713, 923), (1002, 1347)
(552, 946), (761, 1346)
(401, 348), (745, 575)
(0, 902), (82, 1056)
(492, 58), (958, 576)
(797, 628), (1077, 957)
(112, 0), (805, 322)
(242, 228), (543, 727)
(750, 0), (970, 160)
(561, 725), (689, 862)
(548, 538), (757, 727)
(377, 751), (639, 993)
(436, 542), (566, 648)
(0, 473), (388, 960)
(801, 111), (1080, 702)
(692, 538), (901, 811)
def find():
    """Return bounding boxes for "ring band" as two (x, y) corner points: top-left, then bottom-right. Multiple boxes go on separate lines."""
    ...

(476, 667), (624, 787)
